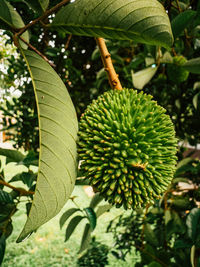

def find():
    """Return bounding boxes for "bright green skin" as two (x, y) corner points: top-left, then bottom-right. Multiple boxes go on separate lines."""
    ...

(78, 89), (177, 209)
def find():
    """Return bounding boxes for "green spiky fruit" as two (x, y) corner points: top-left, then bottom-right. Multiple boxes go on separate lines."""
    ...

(167, 55), (189, 83)
(78, 89), (177, 209)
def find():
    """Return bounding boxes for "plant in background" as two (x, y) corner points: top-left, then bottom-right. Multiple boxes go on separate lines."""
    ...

(0, 148), (38, 265)
(77, 237), (109, 267)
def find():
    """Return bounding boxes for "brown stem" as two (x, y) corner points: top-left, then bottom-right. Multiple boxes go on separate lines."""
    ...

(19, 36), (56, 68)
(95, 37), (122, 90)
(15, 0), (70, 38)
(65, 34), (72, 49)
(0, 180), (34, 196)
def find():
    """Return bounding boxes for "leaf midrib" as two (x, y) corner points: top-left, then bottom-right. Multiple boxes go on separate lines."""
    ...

(51, 18), (169, 37)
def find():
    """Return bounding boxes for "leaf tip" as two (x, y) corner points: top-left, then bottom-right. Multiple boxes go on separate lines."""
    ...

(16, 230), (33, 243)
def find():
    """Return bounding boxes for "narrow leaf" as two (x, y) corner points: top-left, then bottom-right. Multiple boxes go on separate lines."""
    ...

(144, 223), (159, 247)
(0, 190), (14, 204)
(60, 208), (81, 229)
(39, 0), (49, 11)
(84, 207), (96, 230)
(182, 57), (200, 74)
(131, 66), (158, 89)
(96, 204), (112, 218)
(89, 193), (103, 209)
(79, 223), (92, 254)
(0, 0), (29, 48)
(176, 157), (193, 169)
(52, 0), (173, 48)
(0, 148), (25, 164)
(171, 10), (196, 38)
(17, 50), (78, 243)
(193, 93), (200, 110)
(65, 215), (85, 242)
(186, 208), (200, 243)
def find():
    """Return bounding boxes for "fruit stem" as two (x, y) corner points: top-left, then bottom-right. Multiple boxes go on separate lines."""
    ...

(95, 38), (122, 90)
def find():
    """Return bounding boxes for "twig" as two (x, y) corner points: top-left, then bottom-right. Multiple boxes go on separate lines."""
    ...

(15, 0), (71, 38)
(19, 36), (56, 68)
(65, 34), (72, 49)
(175, 0), (182, 11)
(0, 180), (34, 196)
(95, 37), (122, 90)
(172, 47), (177, 56)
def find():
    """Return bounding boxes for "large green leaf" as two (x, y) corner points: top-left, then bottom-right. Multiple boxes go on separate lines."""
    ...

(52, 0), (173, 48)
(16, 50), (78, 243)
(0, 0), (29, 49)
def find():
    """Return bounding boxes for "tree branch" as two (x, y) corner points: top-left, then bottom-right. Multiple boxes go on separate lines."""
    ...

(95, 38), (122, 90)
(19, 36), (56, 68)
(15, 0), (71, 38)
(0, 180), (34, 196)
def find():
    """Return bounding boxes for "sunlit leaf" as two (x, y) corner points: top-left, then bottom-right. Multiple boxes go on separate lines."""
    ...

(191, 245), (195, 267)
(193, 93), (200, 110)
(131, 66), (158, 89)
(182, 57), (200, 74)
(89, 193), (103, 209)
(52, 0), (173, 48)
(17, 50), (78, 243)
(96, 204), (112, 218)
